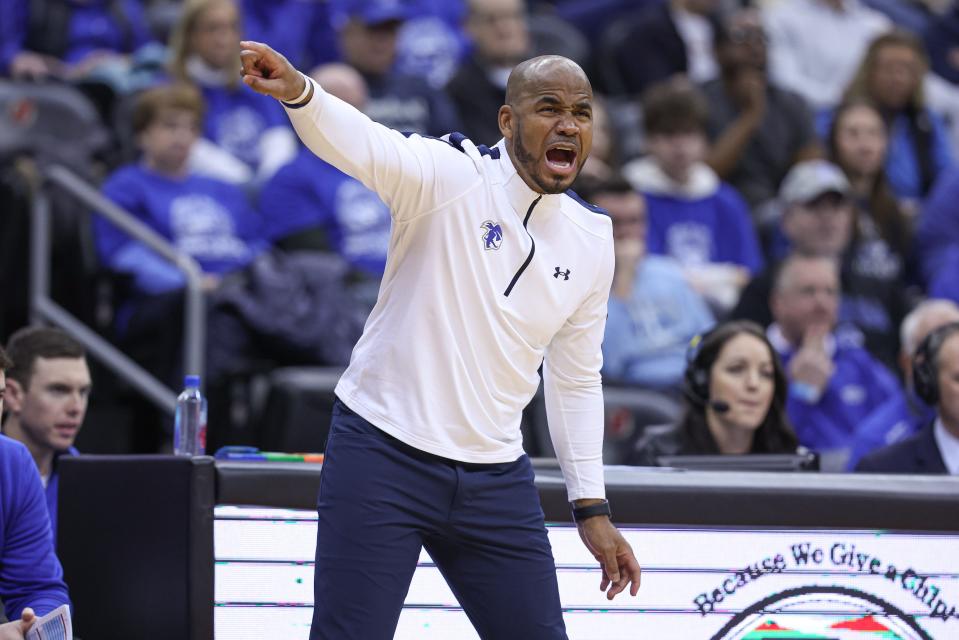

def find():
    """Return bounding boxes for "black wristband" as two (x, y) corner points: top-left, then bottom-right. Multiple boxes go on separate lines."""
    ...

(571, 500), (611, 522)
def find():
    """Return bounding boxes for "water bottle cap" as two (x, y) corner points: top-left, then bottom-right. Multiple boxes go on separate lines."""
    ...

(184, 375), (201, 388)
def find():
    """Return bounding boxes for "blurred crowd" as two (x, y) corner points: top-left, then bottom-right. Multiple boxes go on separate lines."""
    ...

(2, 0), (959, 476)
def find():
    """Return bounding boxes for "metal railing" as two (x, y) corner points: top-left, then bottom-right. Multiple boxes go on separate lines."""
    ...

(30, 163), (206, 414)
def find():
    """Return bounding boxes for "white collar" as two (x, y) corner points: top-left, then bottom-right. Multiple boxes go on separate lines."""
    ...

(933, 417), (959, 475)
(492, 138), (564, 221)
(623, 156), (720, 200)
(186, 55), (237, 87)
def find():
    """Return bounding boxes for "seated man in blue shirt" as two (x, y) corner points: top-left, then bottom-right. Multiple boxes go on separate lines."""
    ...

(767, 253), (906, 470)
(2, 328), (88, 546)
(0, 345), (71, 637)
(575, 175), (713, 390)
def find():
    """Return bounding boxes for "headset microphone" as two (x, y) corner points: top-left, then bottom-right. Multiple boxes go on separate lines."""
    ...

(709, 400), (731, 413)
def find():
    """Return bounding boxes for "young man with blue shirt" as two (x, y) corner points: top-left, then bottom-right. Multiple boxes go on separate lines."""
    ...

(241, 41), (641, 640)
(625, 79), (763, 314)
(0, 345), (70, 639)
(2, 328), (88, 546)
(94, 83), (265, 298)
(768, 253), (906, 471)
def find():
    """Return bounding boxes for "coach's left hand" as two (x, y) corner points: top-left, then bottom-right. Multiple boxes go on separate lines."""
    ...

(577, 515), (642, 600)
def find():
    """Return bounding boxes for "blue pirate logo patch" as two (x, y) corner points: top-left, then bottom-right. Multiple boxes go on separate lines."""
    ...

(481, 220), (504, 250)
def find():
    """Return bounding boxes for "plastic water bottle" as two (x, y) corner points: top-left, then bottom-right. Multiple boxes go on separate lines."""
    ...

(174, 375), (207, 456)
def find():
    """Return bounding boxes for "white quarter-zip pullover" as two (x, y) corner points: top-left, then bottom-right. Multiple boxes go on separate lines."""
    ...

(284, 78), (613, 500)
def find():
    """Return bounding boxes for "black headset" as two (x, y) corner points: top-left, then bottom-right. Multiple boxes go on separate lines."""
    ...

(683, 327), (720, 410)
(912, 321), (959, 405)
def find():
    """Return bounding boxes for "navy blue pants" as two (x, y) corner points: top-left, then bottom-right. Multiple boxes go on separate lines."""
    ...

(309, 399), (568, 640)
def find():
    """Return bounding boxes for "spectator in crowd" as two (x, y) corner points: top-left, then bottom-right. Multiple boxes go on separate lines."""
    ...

(259, 64), (391, 297)
(93, 84), (265, 383)
(0, 344), (71, 635)
(916, 167), (959, 303)
(630, 320), (799, 465)
(2, 328), (87, 546)
(832, 30), (954, 205)
(95, 84), (264, 298)
(445, 0), (531, 146)
(606, 0), (720, 97)
(169, 0), (297, 185)
(577, 96), (622, 182)
(574, 175), (713, 390)
(0, 0), (156, 85)
(732, 160), (909, 372)
(625, 79), (763, 313)
(701, 9), (822, 214)
(762, 0), (889, 111)
(856, 321), (959, 474)
(767, 253), (906, 470)
(241, 0), (339, 71)
(333, 0), (460, 136)
(848, 298), (959, 468)
(923, 4), (959, 86)
(828, 98), (911, 282)
(393, 0), (469, 90)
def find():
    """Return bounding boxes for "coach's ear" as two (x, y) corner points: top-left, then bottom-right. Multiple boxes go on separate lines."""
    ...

(498, 105), (514, 142)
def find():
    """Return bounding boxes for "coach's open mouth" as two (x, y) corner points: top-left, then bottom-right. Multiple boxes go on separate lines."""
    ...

(545, 146), (577, 175)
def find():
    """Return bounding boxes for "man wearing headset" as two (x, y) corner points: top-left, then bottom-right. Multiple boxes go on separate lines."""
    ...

(856, 321), (959, 474)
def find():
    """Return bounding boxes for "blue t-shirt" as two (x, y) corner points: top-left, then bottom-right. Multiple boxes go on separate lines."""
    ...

(95, 165), (265, 294)
(643, 184), (764, 274)
(260, 149), (392, 277)
(0, 435), (70, 619)
(603, 255), (714, 388)
(200, 84), (291, 170)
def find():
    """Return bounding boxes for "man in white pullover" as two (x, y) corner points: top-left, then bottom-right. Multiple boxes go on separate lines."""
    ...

(240, 39), (641, 640)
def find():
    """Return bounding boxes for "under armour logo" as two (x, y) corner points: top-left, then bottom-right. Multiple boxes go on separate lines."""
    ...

(554, 267), (571, 280)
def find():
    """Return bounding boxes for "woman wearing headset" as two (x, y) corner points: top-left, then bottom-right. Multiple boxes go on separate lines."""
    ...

(631, 320), (800, 465)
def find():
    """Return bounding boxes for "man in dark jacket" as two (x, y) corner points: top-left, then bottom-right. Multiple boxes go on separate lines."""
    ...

(445, 0), (531, 146)
(335, 0), (460, 136)
(857, 322), (959, 474)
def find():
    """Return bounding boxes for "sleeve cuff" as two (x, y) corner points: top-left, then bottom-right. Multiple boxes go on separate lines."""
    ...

(281, 74), (314, 109)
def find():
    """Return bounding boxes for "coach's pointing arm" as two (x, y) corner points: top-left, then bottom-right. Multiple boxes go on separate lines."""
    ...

(240, 40), (478, 221)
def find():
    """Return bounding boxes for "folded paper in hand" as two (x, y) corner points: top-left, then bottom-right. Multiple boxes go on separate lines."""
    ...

(25, 605), (72, 640)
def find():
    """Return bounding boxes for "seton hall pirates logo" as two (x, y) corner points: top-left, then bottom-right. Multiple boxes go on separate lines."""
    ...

(481, 220), (503, 250)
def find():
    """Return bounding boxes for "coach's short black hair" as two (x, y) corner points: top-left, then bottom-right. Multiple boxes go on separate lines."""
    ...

(0, 345), (11, 373)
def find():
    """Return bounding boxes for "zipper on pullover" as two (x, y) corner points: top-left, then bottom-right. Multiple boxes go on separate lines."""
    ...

(503, 195), (542, 297)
